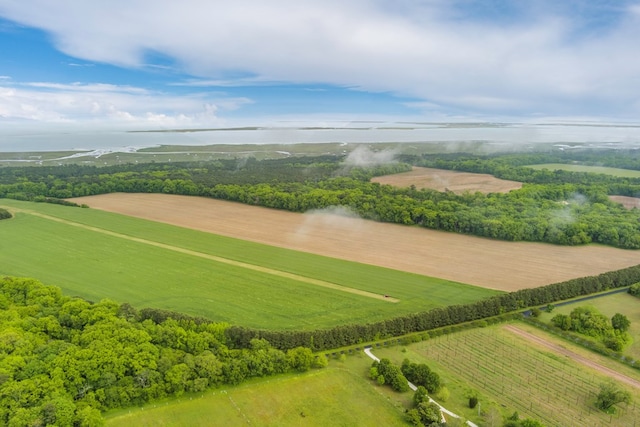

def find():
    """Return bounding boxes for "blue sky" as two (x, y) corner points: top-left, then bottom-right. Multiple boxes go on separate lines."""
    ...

(1, 0), (640, 131)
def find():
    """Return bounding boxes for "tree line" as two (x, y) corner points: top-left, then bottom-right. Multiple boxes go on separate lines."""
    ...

(3, 151), (640, 248)
(224, 264), (640, 352)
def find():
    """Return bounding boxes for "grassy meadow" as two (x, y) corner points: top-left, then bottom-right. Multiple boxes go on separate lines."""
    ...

(527, 163), (640, 178)
(0, 199), (498, 330)
(376, 324), (640, 427)
(104, 363), (409, 427)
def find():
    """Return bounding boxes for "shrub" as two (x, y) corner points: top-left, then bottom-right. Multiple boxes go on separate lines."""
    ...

(469, 396), (478, 409)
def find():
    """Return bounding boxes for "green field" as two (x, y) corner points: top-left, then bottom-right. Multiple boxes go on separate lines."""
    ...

(527, 163), (640, 178)
(376, 324), (640, 427)
(104, 365), (409, 427)
(0, 199), (498, 330)
(539, 292), (640, 360)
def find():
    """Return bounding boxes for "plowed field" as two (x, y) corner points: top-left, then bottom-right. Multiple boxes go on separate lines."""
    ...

(69, 193), (640, 292)
(371, 166), (522, 193)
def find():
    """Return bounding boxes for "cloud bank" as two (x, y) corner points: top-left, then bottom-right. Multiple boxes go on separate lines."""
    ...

(1, 0), (640, 125)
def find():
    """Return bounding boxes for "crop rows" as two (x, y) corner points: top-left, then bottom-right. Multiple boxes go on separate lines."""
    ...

(416, 327), (640, 427)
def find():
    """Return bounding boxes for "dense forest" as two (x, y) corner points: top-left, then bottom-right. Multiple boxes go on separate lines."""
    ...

(0, 277), (324, 426)
(2, 148), (640, 248)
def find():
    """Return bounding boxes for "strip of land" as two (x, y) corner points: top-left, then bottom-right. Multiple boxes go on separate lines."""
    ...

(9, 207), (397, 302)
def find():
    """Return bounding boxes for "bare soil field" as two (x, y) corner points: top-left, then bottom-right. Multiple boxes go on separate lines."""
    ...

(609, 195), (640, 209)
(371, 166), (523, 193)
(69, 193), (640, 292)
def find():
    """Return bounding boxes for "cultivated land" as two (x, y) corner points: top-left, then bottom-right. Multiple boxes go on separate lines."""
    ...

(610, 195), (640, 209)
(371, 166), (523, 193)
(0, 199), (496, 329)
(70, 192), (640, 291)
(104, 366), (408, 427)
(378, 324), (640, 427)
(527, 163), (640, 178)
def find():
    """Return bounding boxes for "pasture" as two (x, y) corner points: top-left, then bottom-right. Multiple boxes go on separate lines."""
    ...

(527, 163), (640, 178)
(104, 366), (409, 427)
(377, 324), (640, 427)
(0, 199), (495, 330)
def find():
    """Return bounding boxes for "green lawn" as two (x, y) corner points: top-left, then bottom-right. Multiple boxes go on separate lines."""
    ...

(0, 199), (498, 330)
(527, 163), (640, 178)
(104, 365), (409, 427)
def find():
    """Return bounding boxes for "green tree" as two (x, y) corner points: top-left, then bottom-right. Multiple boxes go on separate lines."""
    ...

(595, 381), (632, 413)
(286, 347), (314, 372)
(611, 313), (630, 332)
(416, 401), (442, 426)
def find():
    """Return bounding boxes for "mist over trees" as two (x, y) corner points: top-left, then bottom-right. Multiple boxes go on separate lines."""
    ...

(2, 148), (640, 248)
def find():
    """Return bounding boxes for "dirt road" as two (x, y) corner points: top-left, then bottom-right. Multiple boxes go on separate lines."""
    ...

(503, 325), (640, 390)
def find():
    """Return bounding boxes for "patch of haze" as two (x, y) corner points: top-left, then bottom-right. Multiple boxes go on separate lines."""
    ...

(548, 192), (588, 231)
(568, 193), (588, 206)
(343, 145), (398, 167)
(429, 173), (450, 191)
(290, 206), (369, 245)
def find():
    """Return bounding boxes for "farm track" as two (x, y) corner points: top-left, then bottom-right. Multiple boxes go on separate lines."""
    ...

(503, 324), (640, 390)
(6, 207), (398, 302)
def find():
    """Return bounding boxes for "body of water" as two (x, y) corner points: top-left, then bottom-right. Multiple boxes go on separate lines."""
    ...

(2, 122), (640, 152)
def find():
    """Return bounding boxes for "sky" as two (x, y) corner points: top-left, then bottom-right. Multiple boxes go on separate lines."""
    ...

(1, 0), (640, 132)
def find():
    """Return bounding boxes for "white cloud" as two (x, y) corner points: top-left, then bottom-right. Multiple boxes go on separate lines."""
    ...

(1, 1), (640, 119)
(0, 82), (251, 127)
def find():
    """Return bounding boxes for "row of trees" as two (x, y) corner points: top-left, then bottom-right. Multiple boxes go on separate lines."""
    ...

(3, 150), (640, 248)
(0, 277), (325, 426)
(226, 264), (640, 352)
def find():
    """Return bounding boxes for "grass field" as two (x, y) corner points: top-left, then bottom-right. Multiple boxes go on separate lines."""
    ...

(0, 199), (496, 330)
(104, 365), (409, 427)
(376, 324), (640, 427)
(538, 292), (640, 361)
(527, 163), (640, 178)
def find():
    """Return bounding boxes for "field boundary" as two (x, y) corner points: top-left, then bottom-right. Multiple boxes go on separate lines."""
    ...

(6, 207), (398, 303)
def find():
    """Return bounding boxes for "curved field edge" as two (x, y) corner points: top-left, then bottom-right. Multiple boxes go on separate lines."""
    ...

(103, 367), (409, 427)
(0, 199), (496, 330)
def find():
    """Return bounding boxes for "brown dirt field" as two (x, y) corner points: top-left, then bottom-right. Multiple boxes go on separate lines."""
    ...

(609, 195), (640, 209)
(503, 325), (640, 390)
(371, 166), (523, 193)
(69, 193), (640, 292)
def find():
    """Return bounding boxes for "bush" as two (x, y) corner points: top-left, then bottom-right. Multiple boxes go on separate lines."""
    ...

(469, 396), (478, 409)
